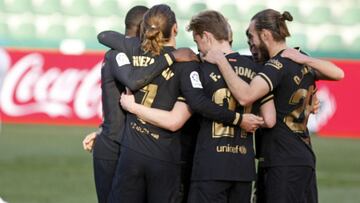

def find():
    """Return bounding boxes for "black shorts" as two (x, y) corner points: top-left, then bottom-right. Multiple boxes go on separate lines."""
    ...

(92, 135), (121, 203)
(108, 147), (181, 203)
(93, 158), (118, 203)
(188, 180), (252, 203)
(254, 166), (266, 203)
(258, 166), (318, 203)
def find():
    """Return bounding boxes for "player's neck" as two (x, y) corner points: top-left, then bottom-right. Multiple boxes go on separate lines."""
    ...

(125, 29), (137, 38)
(164, 37), (176, 48)
(213, 40), (234, 55)
(268, 41), (287, 58)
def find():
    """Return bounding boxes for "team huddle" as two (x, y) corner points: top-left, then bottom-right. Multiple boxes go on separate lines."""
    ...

(82, 4), (344, 203)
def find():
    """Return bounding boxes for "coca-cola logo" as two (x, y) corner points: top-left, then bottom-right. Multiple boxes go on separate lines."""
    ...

(307, 87), (336, 133)
(0, 50), (102, 120)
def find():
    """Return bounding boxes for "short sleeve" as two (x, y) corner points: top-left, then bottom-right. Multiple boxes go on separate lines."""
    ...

(257, 59), (284, 92)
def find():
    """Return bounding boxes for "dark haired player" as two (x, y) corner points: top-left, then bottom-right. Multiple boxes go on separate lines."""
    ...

(185, 10), (276, 203)
(82, 5), (200, 203)
(99, 4), (264, 203)
(204, 9), (344, 203)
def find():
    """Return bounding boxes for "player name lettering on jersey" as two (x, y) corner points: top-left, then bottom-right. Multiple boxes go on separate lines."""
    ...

(233, 66), (257, 80)
(294, 65), (311, 85)
(216, 144), (247, 154)
(132, 55), (155, 67)
(209, 72), (221, 82)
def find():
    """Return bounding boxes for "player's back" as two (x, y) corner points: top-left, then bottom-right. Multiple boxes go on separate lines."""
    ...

(98, 35), (142, 142)
(191, 52), (259, 182)
(122, 46), (199, 163)
(257, 51), (316, 168)
(100, 51), (126, 141)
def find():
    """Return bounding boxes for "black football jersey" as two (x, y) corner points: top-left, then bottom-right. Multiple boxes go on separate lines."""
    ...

(101, 36), (171, 141)
(121, 46), (242, 163)
(96, 33), (174, 159)
(99, 32), (242, 163)
(257, 50), (317, 168)
(191, 52), (270, 181)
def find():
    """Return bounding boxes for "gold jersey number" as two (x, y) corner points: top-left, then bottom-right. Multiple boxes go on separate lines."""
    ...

(140, 84), (158, 107)
(284, 85), (315, 133)
(137, 84), (158, 124)
(212, 88), (236, 138)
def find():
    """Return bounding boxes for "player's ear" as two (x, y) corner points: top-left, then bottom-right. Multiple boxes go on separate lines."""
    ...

(261, 29), (271, 41)
(172, 23), (178, 37)
(203, 31), (213, 44)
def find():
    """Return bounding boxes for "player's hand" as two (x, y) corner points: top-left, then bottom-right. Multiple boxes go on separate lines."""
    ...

(120, 91), (136, 113)
(202, 48), (226, 65)
(281, 48), (310, 64)
(172, 48), (199, 62)
(311, 94), (320, 114)
(82, 132), (97, 152)
(240, 113), (264, 132)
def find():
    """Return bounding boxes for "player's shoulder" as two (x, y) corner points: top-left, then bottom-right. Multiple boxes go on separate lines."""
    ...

(228, 52), (257, 66)
(173, 61), (200, 70)
(104, 49), (131, 67)
(264, 54), (285, 70)
(105, 49), (122, 59)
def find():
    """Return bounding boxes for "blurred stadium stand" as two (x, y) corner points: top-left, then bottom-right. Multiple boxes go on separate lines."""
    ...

(0, 0), (359, 58)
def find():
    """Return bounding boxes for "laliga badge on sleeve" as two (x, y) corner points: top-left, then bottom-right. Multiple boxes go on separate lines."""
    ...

(116, 52), (130, 67)
(190, 71), (203, 88)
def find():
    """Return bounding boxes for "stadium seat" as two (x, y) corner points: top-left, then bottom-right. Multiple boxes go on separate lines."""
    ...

(220, 3), (240, 21)
(71, 25), (97, 41)
(316, 34), (345, 52)
(9, 22), (37, 40)
(4, 0), (32, 13)
(117, 0), (149, 13)
(42, 23), (67, 41)
(347, 36), (360, 52)
(239, 4), (267, 23)
(177, 20), (193, 47)
(281, 5), (302, 22)
(32, 0), (61, 14)
(0, 0), (4, 11)
(335, 7), (360, 25)
(227, 20), (249, 50)
(287, 33), (308, 50)
(177, 2), (207, 20)
(0, 22), (8, 41)
(90, 0), (121, 17)
(61, 0), (90, 16)
(304, 6), (332, 24)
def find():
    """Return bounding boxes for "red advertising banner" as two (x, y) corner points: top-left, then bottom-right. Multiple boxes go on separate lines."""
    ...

(312, 60), (360, 138)
(0, 48), (359, 137)
(0, 48), (103, 126)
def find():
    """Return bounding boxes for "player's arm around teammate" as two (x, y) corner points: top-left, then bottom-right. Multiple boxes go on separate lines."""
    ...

(203, 40), (344, 106)
(281, 48), (344, 80)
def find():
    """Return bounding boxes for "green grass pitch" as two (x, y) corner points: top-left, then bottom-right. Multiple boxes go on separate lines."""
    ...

(0, 123), (360, 203)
